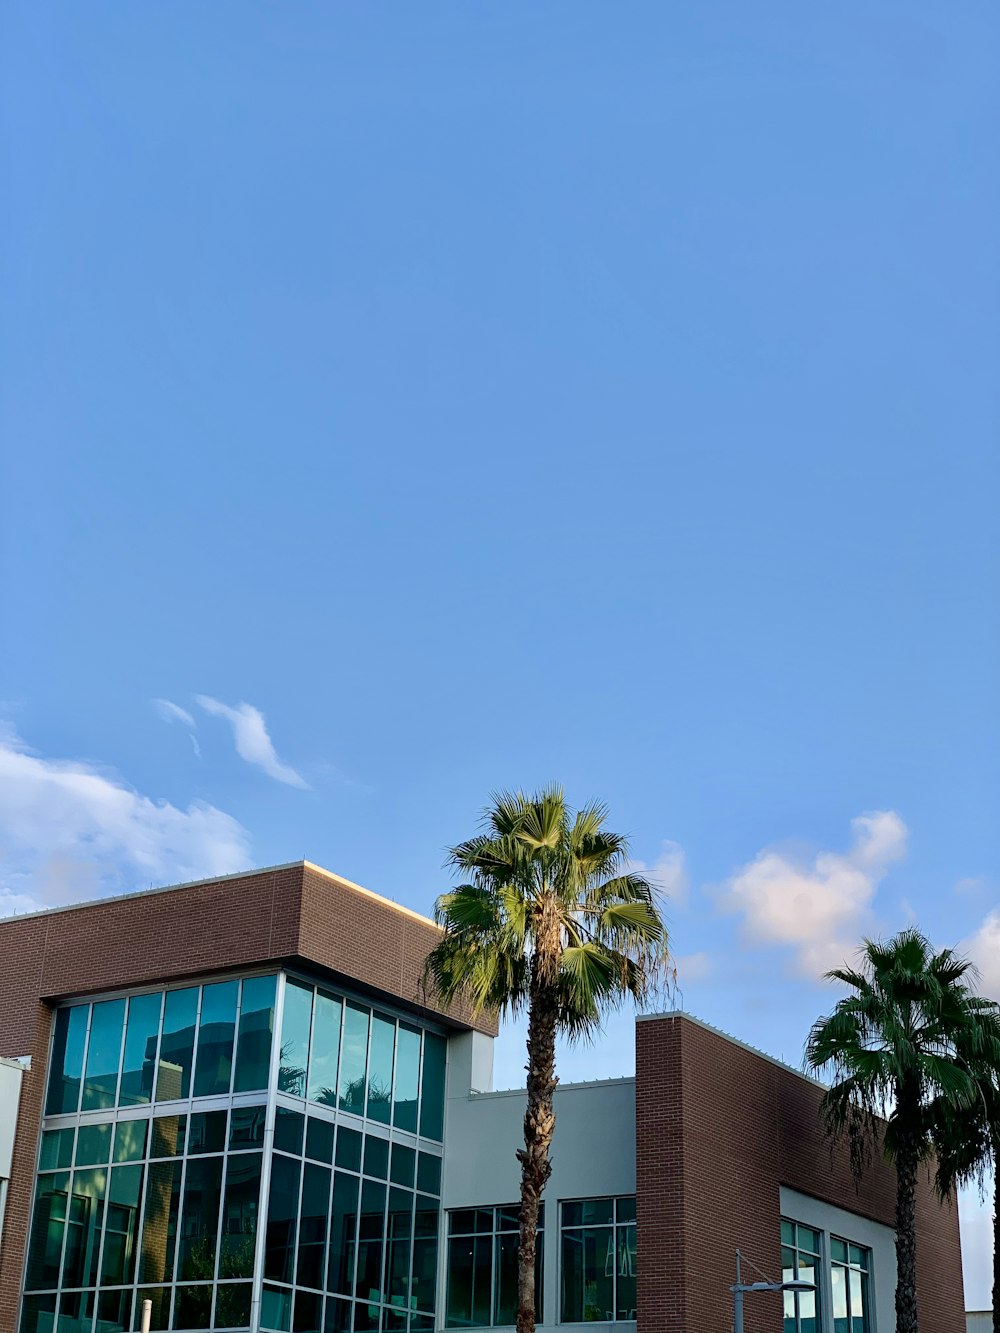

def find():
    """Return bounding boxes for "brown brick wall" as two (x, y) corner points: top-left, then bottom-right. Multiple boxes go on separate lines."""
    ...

(0, 861), (495, 1327)
(636, 1014), (965, 1333)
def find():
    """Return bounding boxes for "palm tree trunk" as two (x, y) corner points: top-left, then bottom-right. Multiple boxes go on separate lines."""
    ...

(516, 899), (560, 1333)
(894, 1086), (920, 1333)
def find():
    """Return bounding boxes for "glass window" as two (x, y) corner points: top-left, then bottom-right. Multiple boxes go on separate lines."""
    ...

(140, 1160), (182, 1285)
(262, 1284), (294, 1332)
(157, 987), (198, 1101)
(187, 1110), (228, 1155)
(419, 1034), (446, 1141)
(297, 1162), (332, 1290)
(219, 1151), (262, 1279)
(96, 1286), (131, 1332)
(114, 1118), (149, 1163)
(390, 1144), (415, 1189)
(120, 991), (162, 1106)
(151, 1113), (186, 1159)
(328, 1170), (360, 1295)
(230, 1104), (267, 1150)
(294, 1288), (324, 1333)
(355, 1179), (386, 1303)
(19, 1293), (57, 1333)
(412, 1195), (439, 1316)
(447, 1204), (542, 1327)
(175, 1284), (213, 1330)
(101, 1163), (144, 1286)
(177, 1156), (224, 1282)
(40, 1128), (75, 1171)
(134, 1287), (172, 1330)
(75, 1121), (112, 1166)
(560, 1197), (634, 1323)
(215, 1282), (253, 1328)
(339, 1003), (370, 1116)
(385, 1186), (413, 1310)
(62, 1166), (106, 1287)
(265, 1153), (302, 1283)
(194, 980), (239, 1098)
(47, 1005), (89, 1115)
(335, 1127), (362, 1174)
(393, 1025), (421, 1133)
(367, 1016), (395, 1124)
(275, 1108), (306, 1156)
(280, 979), (314, 1097)
(306, 1116), (335, 1165)
(309, 990), (343, 1107)
(363, 1135), (389, 1181)
(416, 1153), (441, 1197)
(233, 974), (277, 1093)
(831, 1237), (871, 1333)
(782, 1219), (822, 1333)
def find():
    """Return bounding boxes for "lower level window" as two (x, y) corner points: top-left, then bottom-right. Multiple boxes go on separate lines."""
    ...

(446, 1205), (543, 1327)
(560, 1197), (636, 1323)
(831, 1238), (871, 1333)
(781, 1220), (821, 1333)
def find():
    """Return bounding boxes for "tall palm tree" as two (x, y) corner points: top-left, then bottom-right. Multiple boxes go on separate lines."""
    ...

(806, 929), (1000, 1333)
(424, 787), (670, 1333)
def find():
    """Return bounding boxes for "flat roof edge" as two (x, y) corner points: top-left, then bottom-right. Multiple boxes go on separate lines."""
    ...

(637, 1009), (828, 1090)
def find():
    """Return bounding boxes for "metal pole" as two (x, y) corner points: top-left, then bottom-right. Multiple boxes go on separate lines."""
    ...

(734, 1251), (743, 1333)
(140, 1298), (152, 1333)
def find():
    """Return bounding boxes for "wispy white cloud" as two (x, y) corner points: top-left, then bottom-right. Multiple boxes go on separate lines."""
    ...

(674, 950), (712, 984)
(964, 909), (1000, 1000)
(196, 696), (309, 789)
(152, 698), (201, 757)
(719, 811), (908, 979)
(0, 726), (251, 916)
(629, 839), (688, 907)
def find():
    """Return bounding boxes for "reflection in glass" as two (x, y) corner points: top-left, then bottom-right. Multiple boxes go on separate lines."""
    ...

(215, 1283), (253, 1328)
(24, 1171), (69, 1290)
(356, 1179), (386, 1328)
(174, 1284), (213, 1330)
(412, 1195), (439, 1314)
(280, 979), (313, 1097)
(96, 1286), (132, 1333)
(140, 1160), (182, 1285)
(157, 988), (198, 1101)
(265, 1153), (301, 1283)
(230, 1104), (267, 1150)
(367, 1016), (395, 1124)
(339, 1003), (369, 1116)
(62, 1166), (106, 1287)
(58, 1290), (95, 1333)
(329, 1170), (360, 1295)
(416, 1153), (441, 1197)
(187, 1110), (228, 1155)
(75, 1122), (112, 1166)
(101, 1163), (144, 1286)
(114, 1118), (149, 1163)
(294, 1288), (324, 1333)
(119, 991), (162, 1106)
(19, 1294), (57, 1333)
(82, 999), (126, 1110)
(151, 1114), (185, 1160)
(46, 1006), (89, 1115)
(219, 1152), (263, 1279)
(393, 1025), (420, 1133)
(177, 1156), (224, 1282)
(310, 990), (343, 1106)
(134, 1286), (172, 1330)
(40, 1128), (74, 1171)
(261, 1285), (293, 1332)
(385, 1186), (413, 1309)
(194, 980), (238, 1098)
(419, 1034), (446, 1141)
(234, 975), (277, 1093)
(297, 1162), (332, 1290)
(306, 1116), (335, 1164)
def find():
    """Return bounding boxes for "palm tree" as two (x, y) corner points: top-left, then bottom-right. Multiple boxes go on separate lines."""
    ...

(424, 787), (670, 1333)
(806, 929), (1000, 1333)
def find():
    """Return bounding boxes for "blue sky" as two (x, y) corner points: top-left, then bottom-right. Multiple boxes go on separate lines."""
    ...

(2, 0), (998, 1305)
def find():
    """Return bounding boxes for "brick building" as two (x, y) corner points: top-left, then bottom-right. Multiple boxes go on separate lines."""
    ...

(0, 862), (964, 1333)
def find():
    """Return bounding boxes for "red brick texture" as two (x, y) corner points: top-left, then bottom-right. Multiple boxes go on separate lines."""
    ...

(0, 861), (494, 1328)
(635, 1014), (965, 1333)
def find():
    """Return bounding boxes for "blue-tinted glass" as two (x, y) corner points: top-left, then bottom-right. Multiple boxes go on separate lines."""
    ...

(563, 1199), (613, 1227)
(19, 1294), (57, 1333)
(175, 1285), (213, 1330)
(328, 1171), (360, 1295)
(297, 1162), (332, 1290)
(156, 988), (198, 1101)
(113, 1119), (148, 1163)
(355, 1179), (386, 1300)
(616, 1225), (636, 1319)
(194, 980), (238, 1098)
(75, 1122), (112, 1166)
(151, 1113), (186, 1159)
(412, 1197), (439, 1313)
(261, 1285), (293, 1332)
(187, 1110), (227, 1154)
(393, 1025), (420, 1133)
(265, 1153), (301, 1283)
(96, 1288), (131, 1333)
(177, 1156), (223, 1282)
(294, 1289), (324, 1333)
(220, 1152), (262, 1278)
(82, 999), (125, 1110)
(390, 1144), (415, 1189)
(40, 1128), (75, 1171)
(306, 1116), (335, 1164)
(339, 1003), (369, 1116)
(367, 1016), (395, 1124)
(62, 1166), (106, 1287)
(616, 1197), (636, 1223)
(324, 1297), (353, 1333)
(215, 1283), (253, 1328)
(416, 1153), (440, 1196)
(385, 1186), (413, 1307)
(363, 1135), (389, 1181)
(60, 1290), (96, 1333)
(275, 1107), (305, 1155)
(280, 979), (313, 1097)
(230, 1104), (267, 1149)
(140, 1160), (182, 1284)
(560, 1225), (613, 1322)
(419, 1034), (446, 1141)
(309, 990), (342, 1107)
(119, 992), (162, 1107)
(335, 1127), (362, 1173)
(234, 975), (277, 1094)
(47, 1005), (89, 1115)
(100, 1163), (144, 1286)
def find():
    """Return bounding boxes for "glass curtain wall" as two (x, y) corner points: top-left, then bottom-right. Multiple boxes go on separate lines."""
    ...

(445, 1205), (543, 1328)
(559, 1198), (636, 1323)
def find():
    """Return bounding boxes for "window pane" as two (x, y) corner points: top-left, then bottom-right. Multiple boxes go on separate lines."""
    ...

(25, 1171), (69, 1289)
(849, 1269), (865, 1323)
(265, 1153), (301, 1283)
(616, 1197), (636, 1224)
(390, 1144), (415, 1189)
(134, 1287), (171, 1330)
(262, 1285), (294, 1332)
(340, 1003), (370, 1116)
(119, 992), (162, 1107)
(495, 1229), (519, 1326)
(19, 1294), (57, 1333)
(392, 1025), (420, 1134)
(47, 1005), (89, 1115)
(363, 1136), (389, 1181)
(275, 1108), (305, 1156)
(151, 1113), (186, 1159)
(329, 1170), (360, 1295)
(62, 1166), (106, 1287)
(367, 1016), (395, 1124)
(850, 1244), (868, 1269)
(56, 1290), (95, 1333)
(220, 1151), (263, 1279)
(306, 1116), (335, 1164)
(561, 1226), (613, 1322)
(140, 1160), (182, 1284)
(234, 974), (277, 1093)
(114, 1119), (148, 1163)
(336, 1127), (362, 1173)
(412, 1197), (439, 1314)
(294, 1289), (325, 1333)
(419, 1034), (446, 1141)
(215, 1282), (253, 1329)
(177, 1156), (223, 1282)
(385, 1186), (413, 1307)
(230, 1104), (267, 1150)
(187, 1110), (228, 1155)
(325, 1298), (353, 1333)
(95, 1288), (130, 1332)
(156, 988), (198, 1101)
(563, 1199), (614, 1228)
(100, 1163), (144, 1286)
(75, 1122), (112, 1166)
(355, 1179), (386, 1300)
(40, 1128), (75, 1171)
(616, 1224), (637, 1320)
(297, 1162), (332, 1290)
(831, 1237), (848, 1263)
(194, 980), (238, 1098)
(175, 1284), (213, 1330)
(416, 1153), (441, 1197)
(280, 978), (313, 1097)
(781, 1219), (794, 1245)
(310, 990), (343, 1106)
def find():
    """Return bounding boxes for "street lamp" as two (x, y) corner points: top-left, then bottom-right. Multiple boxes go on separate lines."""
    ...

(731, 1249), (815, 1333)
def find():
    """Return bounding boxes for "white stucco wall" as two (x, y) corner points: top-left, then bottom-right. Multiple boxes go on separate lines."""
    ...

(0, 1056), (25, 1249)
(442, 1033), (636, 1333)
(780, 1185), (897, 1333)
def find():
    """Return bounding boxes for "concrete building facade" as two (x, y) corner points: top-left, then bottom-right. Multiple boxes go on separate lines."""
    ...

(0, 862), (965, 1333)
